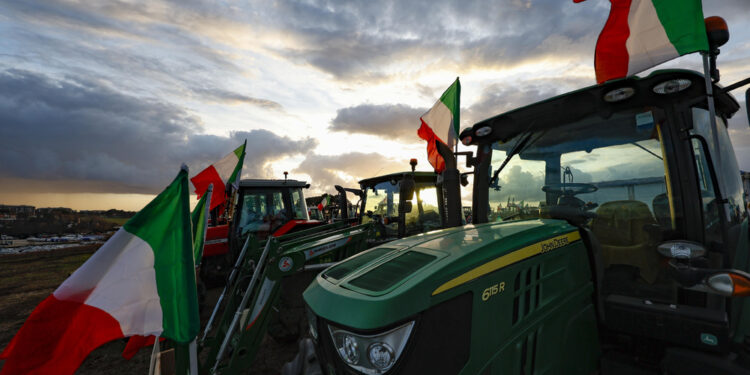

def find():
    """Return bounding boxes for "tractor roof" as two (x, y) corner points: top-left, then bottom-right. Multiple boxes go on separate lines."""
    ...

(239, 179), (309, 189)
(358, 171), (437, 187)
(461, 69), (740, 146)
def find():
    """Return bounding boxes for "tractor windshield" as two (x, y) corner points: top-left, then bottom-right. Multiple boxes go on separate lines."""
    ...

(362, 180), (442, 237)
(487, 107), (680, 301)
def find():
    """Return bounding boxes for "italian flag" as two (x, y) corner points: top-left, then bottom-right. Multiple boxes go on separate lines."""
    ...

(317, 195), (331, 211)
(417, 78), (460, 173)
(590, 0), (709, 84)
(122, 182), (211, 361)
(0, 168), (199, 375)
(191, 141), (246, 210)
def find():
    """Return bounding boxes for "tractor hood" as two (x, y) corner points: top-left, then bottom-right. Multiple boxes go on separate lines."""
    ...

(304, 219), (578, 329)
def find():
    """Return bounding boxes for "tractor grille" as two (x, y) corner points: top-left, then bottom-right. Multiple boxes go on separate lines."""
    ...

(313, 292), (472, 375)
(512, 264), (542, 325)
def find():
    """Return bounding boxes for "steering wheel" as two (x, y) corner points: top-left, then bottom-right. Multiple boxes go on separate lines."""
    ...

(542, 183), (598, 196)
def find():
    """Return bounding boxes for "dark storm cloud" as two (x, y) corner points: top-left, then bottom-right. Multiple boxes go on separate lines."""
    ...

(191, 88), (284, 110)
(0, 70), (316, 193)
(293, 152), (405, 193)
(329, 104), (426, 141)
(0, 0), (247, 97)
(260, 0), (605, 80)
(465, 83), (562, 125)
(328, 82), (564, 143)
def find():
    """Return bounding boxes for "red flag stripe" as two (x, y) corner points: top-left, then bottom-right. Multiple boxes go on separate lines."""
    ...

(417, 119), (447, 173)
(594, 0), (632, 84)
(190, 165), (227, 210)
(0, 295), (123, 375)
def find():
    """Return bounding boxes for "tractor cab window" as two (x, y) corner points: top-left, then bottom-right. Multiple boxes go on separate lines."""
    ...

(689, 108), (748, 255)
(408, 185), (442, 233)
(362, 181), (400, 237)
(486, 156), (546, 222)
(362, 180), (442, 237)
(238, 192), (268, 234)
(291, 188), (309, 220)
(488, 108), (680, 302)
(237, 190), (289, 236)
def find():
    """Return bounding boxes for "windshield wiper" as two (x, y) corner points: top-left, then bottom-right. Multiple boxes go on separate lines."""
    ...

(631, 141), (663, 160)
(489, 128), (545, 189)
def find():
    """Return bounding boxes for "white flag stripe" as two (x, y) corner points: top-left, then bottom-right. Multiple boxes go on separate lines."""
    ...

(54, 229), (163, 336)
(213, 152), (240, 181)
(421, 99), (456, 147)
(626, 0), (678, 76)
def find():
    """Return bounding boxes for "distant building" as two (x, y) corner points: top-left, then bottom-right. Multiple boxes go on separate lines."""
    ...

(0, 204), (35, 217)
(36, 207), (74, 215)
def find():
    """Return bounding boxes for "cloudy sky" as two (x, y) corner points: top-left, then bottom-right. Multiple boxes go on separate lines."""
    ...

(1, 0), (749, 210)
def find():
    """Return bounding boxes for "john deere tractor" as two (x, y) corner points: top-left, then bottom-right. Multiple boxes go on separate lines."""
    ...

(303, 35), (750, 375)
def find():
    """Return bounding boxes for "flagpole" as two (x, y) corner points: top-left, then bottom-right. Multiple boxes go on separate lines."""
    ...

(148, 336), (161, 375)
(188, 339), (198, 375)
(701, 52), (722, 166)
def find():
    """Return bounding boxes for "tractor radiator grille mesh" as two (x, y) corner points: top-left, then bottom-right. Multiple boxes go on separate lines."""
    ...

(512, 264), (542, 325)
(516, 328), (539, 375)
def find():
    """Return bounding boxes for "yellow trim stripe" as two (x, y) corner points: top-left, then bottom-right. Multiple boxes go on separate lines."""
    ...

(656, 124), (676, 229)
(431, 231), (581, 296)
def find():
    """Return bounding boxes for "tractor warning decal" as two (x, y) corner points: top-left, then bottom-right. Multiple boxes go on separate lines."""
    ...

(304, 236), (352, 260)
(432, 230), (582, 296)
(279, 256), (294, 272)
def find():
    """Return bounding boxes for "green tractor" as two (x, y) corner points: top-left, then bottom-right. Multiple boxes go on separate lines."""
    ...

(303, 67), (750, 374)
(355, 168), (445, 244)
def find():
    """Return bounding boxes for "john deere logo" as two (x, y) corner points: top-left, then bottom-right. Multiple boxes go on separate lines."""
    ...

(279, 256), (293, 272)
(700, 333), (718, 346)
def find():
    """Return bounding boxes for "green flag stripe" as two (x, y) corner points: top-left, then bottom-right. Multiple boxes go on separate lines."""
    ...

(439, 78), (461, 137)
(191, 192), (208, 263)
(123, 169), (199, 342)
(228, 142), (246, 184)
(652, 0), (708, 55)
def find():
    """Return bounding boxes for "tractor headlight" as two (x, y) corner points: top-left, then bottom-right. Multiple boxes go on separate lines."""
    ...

(328, 321), (414, 374)
(652, 79), (691, 94)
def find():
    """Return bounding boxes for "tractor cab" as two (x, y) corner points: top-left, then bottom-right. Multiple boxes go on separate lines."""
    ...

(201, 178), (322, 285)
(232, 178), (320, 240)
(357, 171), (443, 241)
(303, 69), (750, 375)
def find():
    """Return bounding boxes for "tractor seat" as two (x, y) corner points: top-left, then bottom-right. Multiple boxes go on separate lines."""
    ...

(590, 200), (660, 284)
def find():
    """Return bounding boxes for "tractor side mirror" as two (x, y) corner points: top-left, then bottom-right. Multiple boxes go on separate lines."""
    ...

(399, 173), (415, 214)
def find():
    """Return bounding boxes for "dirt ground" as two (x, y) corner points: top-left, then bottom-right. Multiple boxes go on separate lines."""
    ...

(0, 246), (301, 375)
